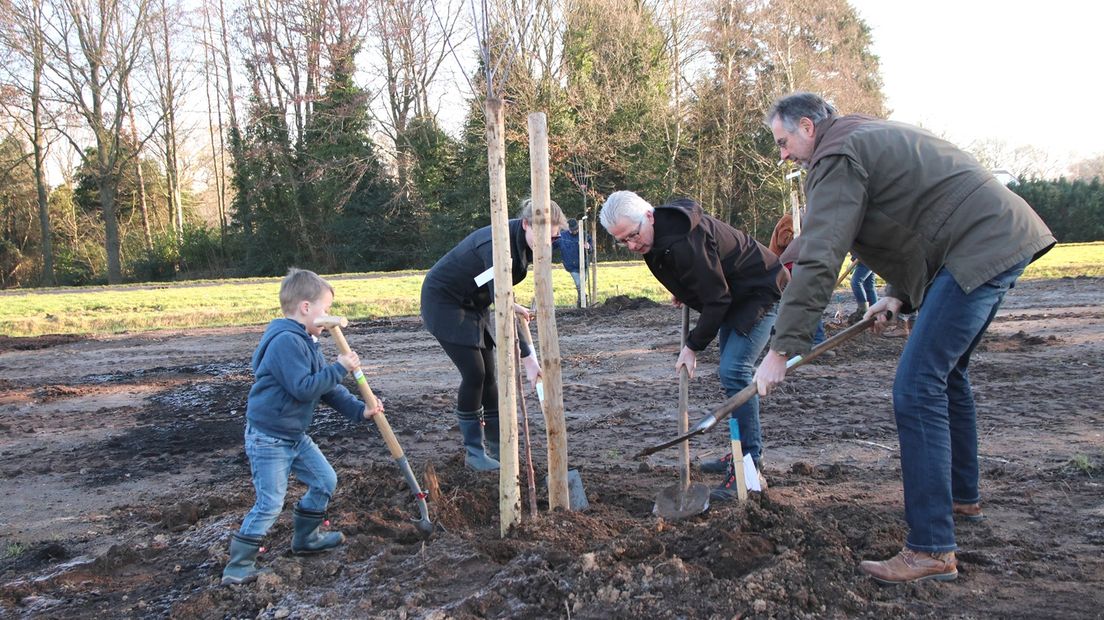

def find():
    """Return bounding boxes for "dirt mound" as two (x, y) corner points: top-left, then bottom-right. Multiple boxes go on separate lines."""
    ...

(0, 460), (916, 618)
(0, 334), (86, 354)
(978, 329), (1060, 352)
(594, 294), (661, 313)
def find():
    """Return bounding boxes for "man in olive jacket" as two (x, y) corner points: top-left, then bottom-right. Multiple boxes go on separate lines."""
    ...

(600, 191), (789, 500)
(754, 92), (1055, 584)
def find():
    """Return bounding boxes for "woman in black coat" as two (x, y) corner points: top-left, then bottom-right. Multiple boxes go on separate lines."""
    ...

(421, 199), (567, 470)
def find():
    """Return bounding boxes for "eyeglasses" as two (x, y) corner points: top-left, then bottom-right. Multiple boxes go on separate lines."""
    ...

(614, 221), (643, 247)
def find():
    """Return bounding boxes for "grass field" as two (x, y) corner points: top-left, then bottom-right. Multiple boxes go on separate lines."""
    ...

(1, 242), (1100, 337)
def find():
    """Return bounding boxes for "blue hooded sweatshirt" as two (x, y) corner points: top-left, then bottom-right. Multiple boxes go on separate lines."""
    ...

(245, 318), (365, 441)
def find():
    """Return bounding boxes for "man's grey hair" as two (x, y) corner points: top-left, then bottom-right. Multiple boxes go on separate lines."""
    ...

(766, 92), (837, 132)
(599, 190), (654, 231)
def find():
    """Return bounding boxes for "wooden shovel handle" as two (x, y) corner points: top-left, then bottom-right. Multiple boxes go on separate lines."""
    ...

(834, 258), (859, 289)
(325, 325), (403, 460)
(677, 306), (690, 487)
(635, 315), (881, 459)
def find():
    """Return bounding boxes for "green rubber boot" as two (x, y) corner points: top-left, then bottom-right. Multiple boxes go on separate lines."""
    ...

(457, 408), (499, 471)
(221, 533), (273, 586)
(483, 409), (500, 460)
(291, 504), (345, 555)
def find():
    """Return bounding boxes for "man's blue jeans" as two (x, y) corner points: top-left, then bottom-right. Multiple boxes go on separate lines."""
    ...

(717, 306), (778, 465)
(852, 263), (878, 306)
(238, 425), (338, 538)
(894, 259), (1028, 553)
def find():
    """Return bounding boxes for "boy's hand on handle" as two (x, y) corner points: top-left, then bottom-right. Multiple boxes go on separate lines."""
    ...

(865, 297), (903, 334)
(363, 399), (384, 419)
(513, 303), (532, 322)
(675, 345), (697, 379)
(338, 351), (360, 372)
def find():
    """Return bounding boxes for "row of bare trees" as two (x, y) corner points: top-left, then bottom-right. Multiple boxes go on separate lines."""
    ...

(1, 0), (192, 285)
(15, 0), (1066, 288)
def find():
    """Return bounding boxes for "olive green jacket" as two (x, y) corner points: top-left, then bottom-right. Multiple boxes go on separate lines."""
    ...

(772, 115), (1055, 356)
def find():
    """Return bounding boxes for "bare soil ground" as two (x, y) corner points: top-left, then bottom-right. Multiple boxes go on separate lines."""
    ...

(1, 277), (1102, 619)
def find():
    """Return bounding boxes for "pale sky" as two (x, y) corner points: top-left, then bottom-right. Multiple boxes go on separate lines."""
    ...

(847, 0), (1103, 170)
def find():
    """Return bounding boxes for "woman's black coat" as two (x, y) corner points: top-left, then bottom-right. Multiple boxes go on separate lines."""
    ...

(421, 219), (532, 352)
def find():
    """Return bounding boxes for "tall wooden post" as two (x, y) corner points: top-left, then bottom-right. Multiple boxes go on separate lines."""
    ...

(588, 215), (598, 303)
(577, 215), (588, 308)
(789, 189), (801, 237)
(527, 112), (570, 511)
(787, 169), (803, 237)
(486, 98), (521, 536)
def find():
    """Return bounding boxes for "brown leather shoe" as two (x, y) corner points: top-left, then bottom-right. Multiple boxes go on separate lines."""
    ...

(860, 547), (958, 584)
(953, 502), (985, 522)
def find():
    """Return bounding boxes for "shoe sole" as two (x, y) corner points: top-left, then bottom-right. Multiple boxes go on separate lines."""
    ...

(221, 570), (272, 586)
(869, 570), (958, 585)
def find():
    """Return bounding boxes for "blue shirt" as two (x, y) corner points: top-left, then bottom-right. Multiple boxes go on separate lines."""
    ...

(245, 318), (365, 440)
(555, 230), (590, 273)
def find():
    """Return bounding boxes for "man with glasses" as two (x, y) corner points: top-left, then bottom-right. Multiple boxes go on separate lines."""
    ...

(599, 191), (789, 500)
(754, 92), (1055, 583)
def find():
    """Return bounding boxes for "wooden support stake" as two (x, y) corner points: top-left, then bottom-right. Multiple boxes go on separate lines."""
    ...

(790, 188), (802, 238)
(486, 98), (521, 537)
(588, 215), (598, 303)
(527, 112), (570, 511)
(577, 215), (588, 308)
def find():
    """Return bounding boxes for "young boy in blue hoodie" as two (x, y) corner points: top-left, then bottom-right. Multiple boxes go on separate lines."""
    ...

(222, 268), (384, 586)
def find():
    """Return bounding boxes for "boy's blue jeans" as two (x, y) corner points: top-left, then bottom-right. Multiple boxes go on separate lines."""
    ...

(894, 259), (1028, 553)
(852, 263), (878, 306)
(238, 424), (338, 538)
(717, 305), (778, 465)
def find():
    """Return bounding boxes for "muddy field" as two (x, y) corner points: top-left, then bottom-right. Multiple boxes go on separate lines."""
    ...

(1, 276), (1102, 619)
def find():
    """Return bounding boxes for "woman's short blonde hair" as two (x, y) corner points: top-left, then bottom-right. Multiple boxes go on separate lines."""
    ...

(518, 198), (568, 231)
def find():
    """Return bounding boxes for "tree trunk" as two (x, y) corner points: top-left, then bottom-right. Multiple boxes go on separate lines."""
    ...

(126, 80), (154, 252)
(99, 176), (123, 284)
(31, 23), (54, 285)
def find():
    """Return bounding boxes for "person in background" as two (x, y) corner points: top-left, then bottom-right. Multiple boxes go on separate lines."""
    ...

(849, 254), (878, 324)
(554, 218), (592, 303)
(754, 92), (1054, 584)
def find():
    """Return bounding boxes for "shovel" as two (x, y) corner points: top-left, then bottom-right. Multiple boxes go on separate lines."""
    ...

(521, 319), (589, 511)
(514, 319), (539, 518)
(635, 315), (880, 459)
(834, 257), (859, 289)
(315, 316), (437, 536)
(653, 306), (711, 519)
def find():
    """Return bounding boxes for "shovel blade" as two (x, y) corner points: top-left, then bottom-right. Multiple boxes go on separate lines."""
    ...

(653, 482), (711, 520)
(545, 469), (590, 511)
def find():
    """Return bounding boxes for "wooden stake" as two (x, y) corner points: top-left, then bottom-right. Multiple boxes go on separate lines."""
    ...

(588, 215), (598, 303)
(729, 419), (749, 501)
(486, 97), (521, 536)
(527, 112), (570, 511)
(790, 188), (802, 237)
(677, 306), (690, 490)
(577, 215), (588, 308)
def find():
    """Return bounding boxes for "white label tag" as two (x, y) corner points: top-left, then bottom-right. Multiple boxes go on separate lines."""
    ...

(474, 266), (494, 287)
(744, 454), (762, 491)
(535, 381), (545, 403)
